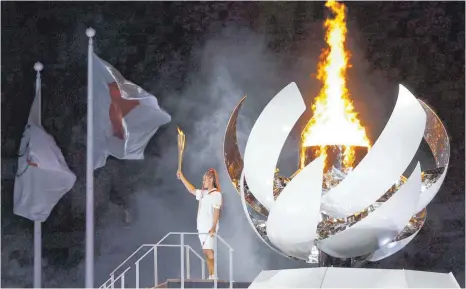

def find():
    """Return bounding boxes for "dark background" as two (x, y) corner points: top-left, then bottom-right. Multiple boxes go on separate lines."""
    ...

(2, 1), (464, 288)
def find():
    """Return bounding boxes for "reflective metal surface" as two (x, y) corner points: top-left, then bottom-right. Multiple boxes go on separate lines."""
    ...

(414, 100), (450, 212)
(224, 95), (270, 217)
(224, 95), (246, 192)
(419, 100), (450, 168)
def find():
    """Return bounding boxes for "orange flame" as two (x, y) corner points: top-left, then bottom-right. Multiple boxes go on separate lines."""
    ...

(177, 126), (185, 137)
(301, 0), (370, 168)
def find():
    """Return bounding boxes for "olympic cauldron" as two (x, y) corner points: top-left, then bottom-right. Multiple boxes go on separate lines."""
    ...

(223, 83), (449, 264)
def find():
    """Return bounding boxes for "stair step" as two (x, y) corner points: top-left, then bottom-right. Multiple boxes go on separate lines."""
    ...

(155, 279), (251, 288)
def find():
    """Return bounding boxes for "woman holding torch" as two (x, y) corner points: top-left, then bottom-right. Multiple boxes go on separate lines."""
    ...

(176, 127), (222, 280)
(177, 168), (222, 280)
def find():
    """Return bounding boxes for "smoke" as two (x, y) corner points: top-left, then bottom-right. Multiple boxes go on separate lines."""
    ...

(85, 26), (314, 287)
(82, 19), (399, 288)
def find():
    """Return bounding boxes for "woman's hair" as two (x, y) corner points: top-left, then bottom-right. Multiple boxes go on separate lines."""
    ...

(205, 168), (221, 191)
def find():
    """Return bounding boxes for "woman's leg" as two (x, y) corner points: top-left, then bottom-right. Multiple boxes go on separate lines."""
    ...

(203, 249), (214, 277)
(200, 234), (215, 278)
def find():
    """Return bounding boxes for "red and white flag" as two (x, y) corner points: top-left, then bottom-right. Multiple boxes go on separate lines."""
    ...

(13, 82), (76, 222)
(92, 53), (171, 169)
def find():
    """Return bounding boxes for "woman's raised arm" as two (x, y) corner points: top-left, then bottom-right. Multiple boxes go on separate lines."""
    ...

(177, 171), (197, 196)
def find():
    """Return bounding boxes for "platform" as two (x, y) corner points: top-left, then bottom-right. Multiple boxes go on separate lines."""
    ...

(155, 279), (251, 288)
(249, 267), (460, 288)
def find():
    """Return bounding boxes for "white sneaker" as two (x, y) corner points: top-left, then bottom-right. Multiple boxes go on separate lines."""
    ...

(208, 275), (218, 280)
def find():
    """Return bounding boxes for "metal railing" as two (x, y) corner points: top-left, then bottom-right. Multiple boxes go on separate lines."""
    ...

(99, 232), (234, 289)
(100, 267), (131, 289)
(99, 244), (205, 289)
(157, 232), (234, 289)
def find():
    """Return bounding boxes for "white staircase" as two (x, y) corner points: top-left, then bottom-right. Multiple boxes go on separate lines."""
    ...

(99, 232), (235, 289)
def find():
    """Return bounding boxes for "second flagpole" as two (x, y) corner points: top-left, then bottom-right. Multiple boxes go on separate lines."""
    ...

(85, 27), (95, 288)
(33, 61), (44, 289)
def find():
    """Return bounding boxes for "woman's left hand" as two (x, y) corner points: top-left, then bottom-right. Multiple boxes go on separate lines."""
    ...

(209, 228), (216, 237)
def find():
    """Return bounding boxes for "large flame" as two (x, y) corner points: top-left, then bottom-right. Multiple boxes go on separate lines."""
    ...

(301, 0), (370, 168)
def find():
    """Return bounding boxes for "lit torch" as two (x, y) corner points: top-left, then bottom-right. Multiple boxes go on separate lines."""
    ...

(300, 0), (370, 175)
(177, 126), (186, 172)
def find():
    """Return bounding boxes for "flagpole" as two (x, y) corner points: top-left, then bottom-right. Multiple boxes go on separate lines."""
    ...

(85, 27), (96, 288)
(33, 61), (44, 289)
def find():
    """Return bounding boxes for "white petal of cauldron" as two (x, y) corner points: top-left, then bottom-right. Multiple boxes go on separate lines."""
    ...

(243, 82), (306, 211)
(317, 163), (422, 258)
(321, 85), (427, 218)
(267, 156), (325, 260)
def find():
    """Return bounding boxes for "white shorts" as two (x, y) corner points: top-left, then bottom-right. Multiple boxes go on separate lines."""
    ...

(198, 233), (215, 250)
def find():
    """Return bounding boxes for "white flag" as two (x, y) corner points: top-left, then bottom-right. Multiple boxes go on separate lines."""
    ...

(13, 83), (77, 222)
(92, 53), (171, 169)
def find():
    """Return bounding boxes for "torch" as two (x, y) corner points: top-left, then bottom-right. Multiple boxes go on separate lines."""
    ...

(177, 126), (185, 173)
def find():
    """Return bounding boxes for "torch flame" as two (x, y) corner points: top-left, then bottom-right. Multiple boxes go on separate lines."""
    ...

(177, 126), (185, 136)
(301, 0), (370, 168)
